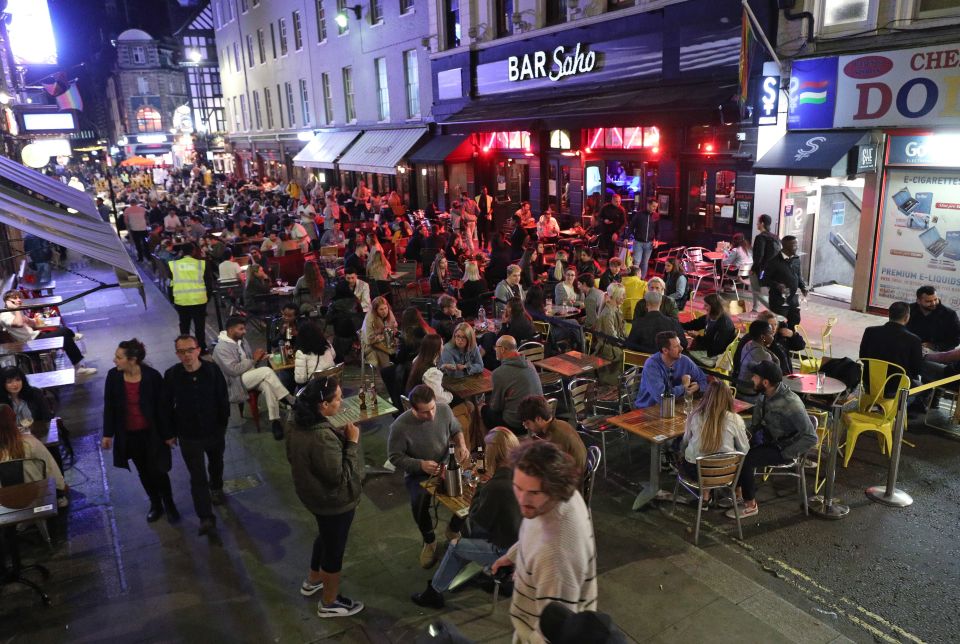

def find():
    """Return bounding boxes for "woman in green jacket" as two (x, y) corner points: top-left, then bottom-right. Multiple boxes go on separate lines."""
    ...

(286, 377), (364, 618)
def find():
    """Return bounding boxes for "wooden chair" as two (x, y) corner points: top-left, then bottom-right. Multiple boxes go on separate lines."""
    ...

(672, 452), (746, 545)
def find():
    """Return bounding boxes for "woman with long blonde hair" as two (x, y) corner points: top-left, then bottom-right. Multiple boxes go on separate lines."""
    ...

(366, 246), (392, 281)
(679, 380), (749, 483)
(361, 296), (397, 369)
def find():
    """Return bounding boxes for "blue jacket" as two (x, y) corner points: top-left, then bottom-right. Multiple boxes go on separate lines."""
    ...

(635, 353), (707, 409)
(439, 342), (484, 377)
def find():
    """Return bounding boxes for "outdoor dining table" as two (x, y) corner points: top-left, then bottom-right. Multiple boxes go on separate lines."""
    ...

(535, 350), (609, 378)
(443, 370), (493, 398)
(0, 478), (57, 605)
(327, 394), (398, 428)
(0, 336), (64, 356)
(26, 369), (75, 390)
(783, 373), (846, 397)
(420, 475), (477, 519)
(607, 398), (753, 510)
(544, 304), (580, 319)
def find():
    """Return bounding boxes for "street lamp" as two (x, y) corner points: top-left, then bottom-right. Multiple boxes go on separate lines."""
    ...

(188, 48), (203, 63)
(335, 5), (362, 29)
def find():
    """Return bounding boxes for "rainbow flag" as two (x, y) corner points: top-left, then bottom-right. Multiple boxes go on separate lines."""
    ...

(738, 8), (755, 107)
(55, 82), (83, 111)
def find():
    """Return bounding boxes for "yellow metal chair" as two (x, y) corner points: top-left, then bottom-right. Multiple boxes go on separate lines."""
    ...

(841, 359), (908, 468)
(795, 317), (838, 374)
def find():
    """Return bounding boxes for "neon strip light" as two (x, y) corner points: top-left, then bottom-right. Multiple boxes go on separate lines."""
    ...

(588, 128), (604, 149)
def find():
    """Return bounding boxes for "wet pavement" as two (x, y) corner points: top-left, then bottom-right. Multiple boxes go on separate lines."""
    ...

(0, 252), (955, 643)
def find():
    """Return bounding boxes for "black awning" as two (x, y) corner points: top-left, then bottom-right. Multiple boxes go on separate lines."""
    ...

(439, 83), (739, 130)
(408, 134), (472, 164)
(754, 131), (866, 178)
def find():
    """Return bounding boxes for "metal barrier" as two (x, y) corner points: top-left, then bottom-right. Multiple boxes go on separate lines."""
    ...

(865, 372), (960, 507)
(811, 403), (850, 519)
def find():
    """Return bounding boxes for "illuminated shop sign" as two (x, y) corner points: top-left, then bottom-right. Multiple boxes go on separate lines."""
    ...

(507, 43), (597, 83)
(757, 75), (780, 125)
(887, 134), (960, 168)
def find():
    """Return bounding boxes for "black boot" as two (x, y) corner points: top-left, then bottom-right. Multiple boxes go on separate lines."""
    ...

(163, 496), (181, 523)
(146, 499), (164, 523)
(411, 581), (445, 609)
(271, 419), (284, 441)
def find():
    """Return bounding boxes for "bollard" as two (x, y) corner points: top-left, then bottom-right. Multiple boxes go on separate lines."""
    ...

(866, 386), (914, 507)
(810, 403), (849, 519)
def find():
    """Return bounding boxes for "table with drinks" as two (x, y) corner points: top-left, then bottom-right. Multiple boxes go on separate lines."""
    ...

(326, 391), (398, 428)
(607, 397), (753, 510)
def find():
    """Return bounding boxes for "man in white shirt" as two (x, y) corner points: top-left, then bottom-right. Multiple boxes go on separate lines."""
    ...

(283, 218), (310, 253)
(163, 208), (182, 233)
(537, 210), (560, 240)
(344, 267), (371, 314)
(0, 290), (96, 376)
(320, 221), (346, 247)
(218, 249), (243, 281)
(123, 198), (149, 261)
(492, 440), (597, 643)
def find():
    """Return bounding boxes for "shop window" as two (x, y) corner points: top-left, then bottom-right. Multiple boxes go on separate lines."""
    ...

(585, 126), (658, 150)
(643, 126), (660, 149)
(716, 170), (736, 203)
(479, 130), (531, 151)
(136, 106), (162, 132)
(604, 128), (623, 149)
(549, 130), (571, 150)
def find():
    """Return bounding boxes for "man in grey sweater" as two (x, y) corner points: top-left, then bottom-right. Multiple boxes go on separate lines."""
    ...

(387, 385), (469, 568)
(481, 336), (543, 432)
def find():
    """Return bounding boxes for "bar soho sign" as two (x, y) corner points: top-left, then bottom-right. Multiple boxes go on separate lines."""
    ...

(507, 43), (597, 83)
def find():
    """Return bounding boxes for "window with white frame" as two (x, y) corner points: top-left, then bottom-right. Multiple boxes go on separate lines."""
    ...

(375, 57), (390, 120)
(815, 0), (877, 35)
(370, 0), (383, 24)
(276, 83), (284, 128)
(299, 79), (311, 125)
(285, 81), (296, 125)
(271, 23), (277, 58)
(316, 0), (328, 41)
(241, 0), (248, 12)
(321, 72), (334, 124)
(240, 94), (249, 130)
(253, 0), (260, 6)
(293, 11), (304, 50)
(342, 66), (356, 122)
(233, 43), (240, 71)
(337, 0), (349, 34)
(400, 0), (414, 13)
(246, 34), (255, 67)
(257, 28), (266, 63)
(262, 87), (273, 129)
(137, 76), (149, 95)
(403, 49), (419, 118)
(132, 46), (146, 64)
(253, 90), (262, 129)
(279, 18), (289, 55)
(908, 0), (960, 19)
(232, 96), (239, 130)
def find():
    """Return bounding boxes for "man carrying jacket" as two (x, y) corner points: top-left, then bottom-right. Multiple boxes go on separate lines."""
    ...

(170, 242), (209, 352)
(163, 334), (230, 536)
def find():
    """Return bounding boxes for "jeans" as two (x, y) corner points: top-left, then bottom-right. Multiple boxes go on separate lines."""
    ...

(737, 445), (788, 502)
(432, 538), (507, 592)
(748, 273), (769, 311)
(175, 303), (208, 350)
(178, 433), (225, 519)
(404, 474), (436, 544)
(632, 241), (654, 279)
(125, 430), (171, 502)
(311, 509), (356, 573)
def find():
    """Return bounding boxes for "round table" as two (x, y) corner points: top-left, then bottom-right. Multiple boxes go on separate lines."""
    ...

(783, 373), (846, 396)
(545, 304), (580, 318)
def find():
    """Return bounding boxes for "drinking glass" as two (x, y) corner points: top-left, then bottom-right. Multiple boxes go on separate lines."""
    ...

(816, 372), (825, 391)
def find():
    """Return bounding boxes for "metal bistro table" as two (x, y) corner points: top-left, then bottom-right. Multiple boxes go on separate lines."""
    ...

(0, 336), (64, 356)
(26, 369), (76, 390)
(0, 478), (57, 605)
(783, 373), (846, 398)
(544, 304), (581, 319)
(608, 399), (753, 510)
(327, 394), (398, 428)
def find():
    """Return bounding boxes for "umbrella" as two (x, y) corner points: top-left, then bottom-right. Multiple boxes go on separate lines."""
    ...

(120, 156), (155, 167)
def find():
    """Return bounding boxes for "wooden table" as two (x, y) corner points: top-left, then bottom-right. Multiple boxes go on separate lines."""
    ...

(0, 478), (57, 605)
(443, 370), (493, 398)
(19, 295), (63, 308)
(535, 351), (609, 378)
(608, 399), (753, 510)
(327, 394), (398, 427)
(0, 336), (64, 356)
(421, 477), (476, 519)
(545, 304), (581, 318)
(26, 369), (76, 389)
(269, 354), (295, 371)
(783, 373), (846, 396)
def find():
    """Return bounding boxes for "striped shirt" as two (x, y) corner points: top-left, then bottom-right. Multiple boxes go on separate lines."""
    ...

(507, 491), (597, 643)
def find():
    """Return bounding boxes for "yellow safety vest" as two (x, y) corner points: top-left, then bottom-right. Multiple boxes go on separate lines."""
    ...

(170, 257), (207, 306)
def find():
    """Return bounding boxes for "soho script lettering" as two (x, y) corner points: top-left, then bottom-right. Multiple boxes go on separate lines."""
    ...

(507, 43), (597, 83)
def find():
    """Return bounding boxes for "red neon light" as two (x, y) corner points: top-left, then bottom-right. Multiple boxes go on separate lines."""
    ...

(584, 147), (592, 154)
(704, 143), (714, 153)
(652, 146), (659, 154)
(485, 132), (497, 149)
(588, 128), (604, 149)
(624, 127), (642, 149)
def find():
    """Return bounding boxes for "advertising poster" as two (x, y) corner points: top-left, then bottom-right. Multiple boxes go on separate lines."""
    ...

(871, 169), (960, 309)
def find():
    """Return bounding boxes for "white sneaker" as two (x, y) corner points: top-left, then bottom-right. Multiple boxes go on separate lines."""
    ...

(317, 595), (364, 618)
(76, 366), (98, 377)
(73, 333), (84, 341)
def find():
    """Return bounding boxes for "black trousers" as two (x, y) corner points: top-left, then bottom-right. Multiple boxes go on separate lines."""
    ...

(175, 303), (208, 350)
(37, 327), (82, 365)
(130, 230), (148, 261)
(737, 445), (788, 502)
(477, 216), (490, 248)
(179, 433), (225, 520)
(125, 430), (171, 502)
(404, 474), (435, 544)
(310, 509), (356, 573)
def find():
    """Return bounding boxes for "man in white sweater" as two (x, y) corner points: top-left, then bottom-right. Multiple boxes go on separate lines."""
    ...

(493, 441), (597, 644)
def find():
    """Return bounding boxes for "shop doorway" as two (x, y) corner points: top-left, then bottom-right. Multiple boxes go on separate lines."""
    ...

(546, 160), (572, 217)
(683, 166), (737, 240)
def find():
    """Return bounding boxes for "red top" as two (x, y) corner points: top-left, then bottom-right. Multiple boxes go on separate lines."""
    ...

(124, 380), (148, 432)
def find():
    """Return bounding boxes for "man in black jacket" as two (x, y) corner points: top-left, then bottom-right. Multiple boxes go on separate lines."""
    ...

(906, 285), (960, 352)
(596, 194), (626, 257)
(626, 291), (687, 353)
(628, 198), (659, 279)
(164, 334), (231, 536)
(860, 301), (923, 391)
(764, 235), (806, 326)
(749, 214), (780, 313)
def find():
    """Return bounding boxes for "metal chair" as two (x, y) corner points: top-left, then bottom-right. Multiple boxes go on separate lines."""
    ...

(568, 378), (627, 478)
(672, 451), (746, 545)
(582, 445), (602, 514)
(518, 341), (564, 400)
(623, 350), (650, 369)
(841, 359), (909, 467)
(682, 257), (719, 303)
(758, 414), (816, 516)
(719, 262), (753, 300)
(653, 245), (685, 275)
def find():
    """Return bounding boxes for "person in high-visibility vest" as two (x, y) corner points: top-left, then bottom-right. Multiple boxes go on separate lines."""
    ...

(170, 243), (209, 352)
